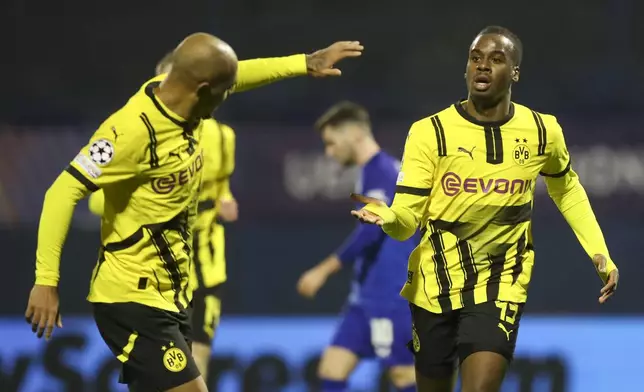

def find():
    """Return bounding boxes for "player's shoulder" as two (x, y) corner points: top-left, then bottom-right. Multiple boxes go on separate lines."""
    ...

(410, 104), (456, 130)
(512, 102), (563, 134)
(203, 118), (236, 140)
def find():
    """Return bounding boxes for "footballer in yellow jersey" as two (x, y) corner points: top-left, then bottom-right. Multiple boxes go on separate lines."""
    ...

(88, 118), (237, 380)
(353, 26), (619, 392)
(26, 33), (363, 392)
(89, 53), (240, 381)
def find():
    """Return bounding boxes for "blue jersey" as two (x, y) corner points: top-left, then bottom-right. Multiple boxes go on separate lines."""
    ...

(336, 151), (419, 310)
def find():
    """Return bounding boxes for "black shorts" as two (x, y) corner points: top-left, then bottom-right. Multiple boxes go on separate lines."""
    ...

(410, 300), (524, 379)
(190, 284), (224, 345)
(93, 302), (201, 391)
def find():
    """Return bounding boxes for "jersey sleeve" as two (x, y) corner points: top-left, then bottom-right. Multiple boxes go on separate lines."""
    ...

(231, 55), (307, 93)
(218, 124), (236, 201)
(36, 121), (145, 286)
(540, 116), (571, 178)
(542, 119), (617, 281)
(67, 120), (145, 192)
(364, 120), (435, 241)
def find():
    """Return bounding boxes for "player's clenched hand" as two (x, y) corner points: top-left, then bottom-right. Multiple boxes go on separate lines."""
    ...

(25, 284), (63, 340)
(297, 268), (328, 299)
(306, 41), (363, 77)
(218, 199), (239, 222)
(350, 193), (386, 226)
(593, 254), (619, 304)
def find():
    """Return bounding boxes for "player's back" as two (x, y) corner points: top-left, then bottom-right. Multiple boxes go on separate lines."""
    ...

(351, 151), (418, 309)
(75, 75), (206, 312)
(399, 101), (567, 312)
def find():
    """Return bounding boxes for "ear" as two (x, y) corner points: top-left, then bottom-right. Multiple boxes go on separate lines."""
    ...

(196, 82), (211, 98)
(511, 66), (520, 82)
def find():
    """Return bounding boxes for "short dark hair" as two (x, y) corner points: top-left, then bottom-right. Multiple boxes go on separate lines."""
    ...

(477, 25), (523, 66)
(314, 101), (370, 131)
(155, 51), (174, 75)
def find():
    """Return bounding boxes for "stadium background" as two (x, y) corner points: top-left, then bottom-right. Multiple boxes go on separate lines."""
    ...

(1, 0), (642, 391)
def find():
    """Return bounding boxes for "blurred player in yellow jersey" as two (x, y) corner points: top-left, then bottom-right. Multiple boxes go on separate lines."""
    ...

(27, 32), (363, 392)
(353, 26), (619, 392)
(90, 52), (240, 380)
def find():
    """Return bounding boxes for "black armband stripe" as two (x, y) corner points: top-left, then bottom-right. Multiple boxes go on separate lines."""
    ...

(540, 159), (572, 178)
(65, 165), (99, 192)
(396, 185), (431, 196)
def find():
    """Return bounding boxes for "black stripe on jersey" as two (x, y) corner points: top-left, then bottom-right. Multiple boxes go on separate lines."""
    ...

(395, 185), (432, 197)
(540, 159), (572, 178)
(198, 199), (216, 213)
(91, 247), (107, 283)
(484, 126), (504, 164)
(192, 229), (206, 291)
(65, 165), (99, 192)
(431, 116), (447, 157)
(104, 229), (144, 252)
(457, 240), (477, 307)
(486, 250), (508, 302)
(140, 113), (160, 168)
(428, 224), (452, 312)
(532, 111), (547, 156)
(149, 229), (184, 310)
(511, 231), (528, 284)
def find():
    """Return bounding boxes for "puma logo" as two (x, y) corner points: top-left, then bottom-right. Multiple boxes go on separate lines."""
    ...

(498, 322), (513, 341)
(458, 146), (476, 159)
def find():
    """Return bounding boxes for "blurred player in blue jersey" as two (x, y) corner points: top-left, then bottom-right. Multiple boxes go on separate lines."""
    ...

(297, 102), (418, 392)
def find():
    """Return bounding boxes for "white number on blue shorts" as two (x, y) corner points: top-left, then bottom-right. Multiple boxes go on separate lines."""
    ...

(369, 318), (394, 358)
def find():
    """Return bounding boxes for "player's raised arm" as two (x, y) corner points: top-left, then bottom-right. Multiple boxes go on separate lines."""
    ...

(540, 116), (619, 303)
(352, 121), (435, 241)
(26, 122), (144, 339)
(231, 41), (363, 93)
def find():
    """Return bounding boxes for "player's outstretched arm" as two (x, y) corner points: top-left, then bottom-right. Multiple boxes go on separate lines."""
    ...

(351, 122), (434, 241)
(231, 41), (363, 93)
(541, 118), (619, 303)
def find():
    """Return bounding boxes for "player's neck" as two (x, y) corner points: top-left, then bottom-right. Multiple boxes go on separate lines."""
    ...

(354, 138), (380, 166)
(465, 94), (512, 123)
(155, 81), (198, 121)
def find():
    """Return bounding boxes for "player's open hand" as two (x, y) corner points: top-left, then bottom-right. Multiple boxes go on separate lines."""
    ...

(593, 254), (619, 304)
(25, 284), (63, 340)
(350, 193), (386, 226)
(297, 268), (328, 299)
(306, 41), (364, 77)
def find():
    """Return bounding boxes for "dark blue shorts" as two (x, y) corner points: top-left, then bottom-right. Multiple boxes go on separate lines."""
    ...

(330, 303), (414, 367)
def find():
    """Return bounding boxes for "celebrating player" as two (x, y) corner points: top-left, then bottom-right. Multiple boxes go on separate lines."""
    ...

(87, 52), (240, 382)
(297, 102), (417, 392)
(352, 26), (619, 392)
(26, 33), (363, 392)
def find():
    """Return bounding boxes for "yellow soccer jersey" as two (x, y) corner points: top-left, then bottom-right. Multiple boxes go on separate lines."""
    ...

(191, 119), (236, 289)
(366, 101), (617, 313)
(77, 76), (203, 312)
